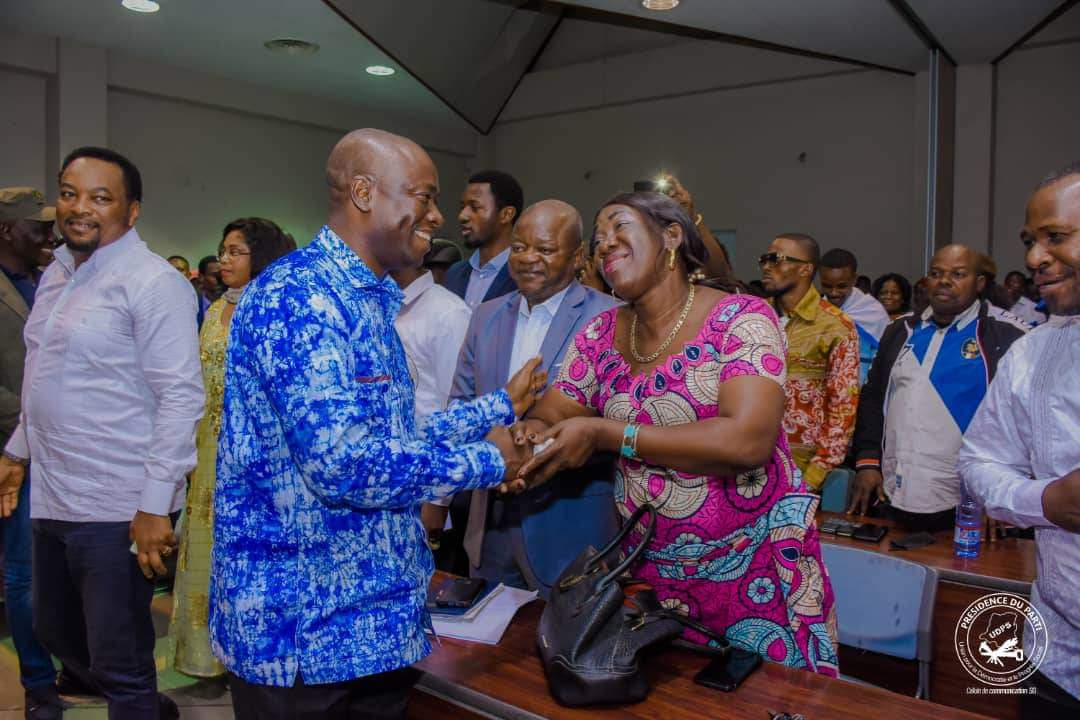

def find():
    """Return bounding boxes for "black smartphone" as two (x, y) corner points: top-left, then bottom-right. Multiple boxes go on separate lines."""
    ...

(853, 523), (888, 543)
(819, 518), (843, 535)
(693, 649), (762, 692)
(633, 180), (658, 192)
(835, 520), (859, 537)
(433, 577), (487, 608)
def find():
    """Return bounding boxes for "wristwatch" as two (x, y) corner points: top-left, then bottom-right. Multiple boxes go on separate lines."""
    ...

(2, 451), (29, 467)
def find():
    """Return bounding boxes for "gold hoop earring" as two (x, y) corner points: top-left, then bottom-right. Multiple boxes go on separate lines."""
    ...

(667, 248), (677, 271)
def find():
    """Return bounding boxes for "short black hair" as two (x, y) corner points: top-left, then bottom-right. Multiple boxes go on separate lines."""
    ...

(820, 248), (858, 272)
(467, 170), (524, 225)
(167, 255), (189, 264)
(221, 217), (294, 280)
(59, 146), (143, 202)
(198, 255), (219, 275)
(777, 232), (821, 272)
(872, 273), (912, 313)
(1036, 160), (1080, 190)
(1004, 270), (1027, 284)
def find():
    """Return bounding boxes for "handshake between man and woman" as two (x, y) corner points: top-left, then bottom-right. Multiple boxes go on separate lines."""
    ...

(483, 353), (603, 495)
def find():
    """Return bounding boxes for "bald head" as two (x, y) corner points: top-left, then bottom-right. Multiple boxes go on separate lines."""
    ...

(324, 128), (443, 277)
(509, 199), (585, 307)
(517, 199), (582, 251)
(325, 128), (430, 201)
(927, 244), (984, 323)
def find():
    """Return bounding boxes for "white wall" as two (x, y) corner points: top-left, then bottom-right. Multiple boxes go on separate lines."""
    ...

(495, 42), (921, 283)
(108, 90), (471, 261)
(0, 67), (49, 193)
(992, 40), (1080, 276)
(0, 28), (479, 265)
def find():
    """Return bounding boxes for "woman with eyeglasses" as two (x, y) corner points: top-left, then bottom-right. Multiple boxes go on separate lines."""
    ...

(169, 217), (293, 678)
(512, 192), (838, 676)
(872, 273), (912, 320)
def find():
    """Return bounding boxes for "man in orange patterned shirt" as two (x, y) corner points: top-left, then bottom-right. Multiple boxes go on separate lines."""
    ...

(760, 233), (860, 491)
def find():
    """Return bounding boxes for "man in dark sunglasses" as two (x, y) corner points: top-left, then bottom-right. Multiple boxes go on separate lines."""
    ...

(759, 234), (860, 492)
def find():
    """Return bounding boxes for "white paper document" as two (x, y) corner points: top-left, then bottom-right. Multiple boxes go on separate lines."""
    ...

(429, 584), (538, 645)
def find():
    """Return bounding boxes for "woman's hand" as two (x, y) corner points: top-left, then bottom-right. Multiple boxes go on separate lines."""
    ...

(505, 355), (547, 418)
(513, 416), (604, 491)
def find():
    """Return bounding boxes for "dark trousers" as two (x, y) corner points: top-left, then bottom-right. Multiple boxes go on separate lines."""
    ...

(1, 474), (56, 692)
(1022, 670), (1080, 720)
(229, 668), (419, 720)
(470, 497), (539, 593)
(32, 518), (161, 719)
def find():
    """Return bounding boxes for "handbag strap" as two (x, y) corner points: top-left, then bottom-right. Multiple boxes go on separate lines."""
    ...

(590, 504), (657, 595)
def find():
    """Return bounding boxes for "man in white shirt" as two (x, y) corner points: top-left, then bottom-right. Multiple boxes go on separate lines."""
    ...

(818, 248), (891, 384)
(444, 171), (522, 309)
(0, 147), (203, 720)
(390, 262), (472, 550)
(452, 200), (619, 596)
(958, 163), (1080, 718)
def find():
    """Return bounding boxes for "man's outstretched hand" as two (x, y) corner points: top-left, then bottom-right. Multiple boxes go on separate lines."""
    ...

(505, 355), (547, 418)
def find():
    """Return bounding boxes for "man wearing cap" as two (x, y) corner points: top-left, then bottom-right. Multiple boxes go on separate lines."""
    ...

(0, 187), (63, 718)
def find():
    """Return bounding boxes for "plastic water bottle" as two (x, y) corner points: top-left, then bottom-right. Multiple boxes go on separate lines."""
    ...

(954, 485), (983, 558)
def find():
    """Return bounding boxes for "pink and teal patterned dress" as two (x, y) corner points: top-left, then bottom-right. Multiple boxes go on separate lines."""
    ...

(554, 294), (839, 676)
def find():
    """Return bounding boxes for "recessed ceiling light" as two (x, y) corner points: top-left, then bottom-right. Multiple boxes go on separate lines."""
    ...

(365, 65), (396, 77)
(264, 38), (321, 56)
(642, 0), (680, 9)
(121, 0), (160, 13)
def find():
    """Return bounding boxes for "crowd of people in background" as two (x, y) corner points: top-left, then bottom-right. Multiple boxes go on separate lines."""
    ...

(0, 134), (1076, 720)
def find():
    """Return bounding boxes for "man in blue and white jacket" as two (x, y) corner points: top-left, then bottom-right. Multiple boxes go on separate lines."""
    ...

(847, 245), (1027, 530)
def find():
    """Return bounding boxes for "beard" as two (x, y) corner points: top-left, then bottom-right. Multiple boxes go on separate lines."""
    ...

(64, 233), (101, 254)
(762, 281), (794, 298)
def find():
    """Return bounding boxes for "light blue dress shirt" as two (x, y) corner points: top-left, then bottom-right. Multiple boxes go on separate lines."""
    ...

(463, 247), (510, 309)
(210, 226), (515, 686)
(506, 285), (571, 384)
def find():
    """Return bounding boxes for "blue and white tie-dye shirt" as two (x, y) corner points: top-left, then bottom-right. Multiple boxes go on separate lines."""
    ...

(210, 226), (514, 686)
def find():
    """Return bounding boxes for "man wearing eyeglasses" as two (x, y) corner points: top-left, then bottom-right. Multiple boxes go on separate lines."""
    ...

(759, 234), (860, 492)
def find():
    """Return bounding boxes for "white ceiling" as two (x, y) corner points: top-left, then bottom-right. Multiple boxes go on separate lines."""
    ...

(1, 0), (460, 123)
(905, 0), (1063, 62)
(554, 0), (1076, 69)
(552, 0), (931, 70)
(4, 0), (1077, 135)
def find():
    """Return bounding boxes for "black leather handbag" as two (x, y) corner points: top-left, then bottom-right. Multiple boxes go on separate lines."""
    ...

(536, 503), (730, 706)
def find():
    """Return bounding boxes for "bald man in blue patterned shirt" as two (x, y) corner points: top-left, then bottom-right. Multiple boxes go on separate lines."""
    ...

(209, 129), (542, 718)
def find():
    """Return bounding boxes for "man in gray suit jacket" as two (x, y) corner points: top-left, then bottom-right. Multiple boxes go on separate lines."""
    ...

(451, 199), (619, 597)
(0, 187), (62, 717)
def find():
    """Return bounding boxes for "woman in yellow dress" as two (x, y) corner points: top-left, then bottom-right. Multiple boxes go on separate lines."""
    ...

(170, 217), (293, 677)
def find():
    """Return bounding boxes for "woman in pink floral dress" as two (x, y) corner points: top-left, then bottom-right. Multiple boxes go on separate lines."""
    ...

(516, 192), (838, 675)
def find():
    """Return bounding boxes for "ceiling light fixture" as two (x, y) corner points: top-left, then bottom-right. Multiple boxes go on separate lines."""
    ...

(642, 0), (680, 9)
(264, 38), (321, 56)
(365, 65), (396, 77)
(121, 0), (161, 13)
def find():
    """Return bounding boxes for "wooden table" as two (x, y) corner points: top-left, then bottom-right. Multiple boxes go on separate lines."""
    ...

(818, 511), (1036, 719)
(410, 571), (988, 720)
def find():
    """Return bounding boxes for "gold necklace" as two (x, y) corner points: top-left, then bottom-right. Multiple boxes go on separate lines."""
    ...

(630, 284), (696, 363)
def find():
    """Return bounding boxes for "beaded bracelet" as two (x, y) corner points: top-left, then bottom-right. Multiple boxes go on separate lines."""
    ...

(620, 423), (640, 459)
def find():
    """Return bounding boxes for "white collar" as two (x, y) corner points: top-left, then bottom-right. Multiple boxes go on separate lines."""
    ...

(53, 226), (140, 275)
(517, 283), (572, 321)
(920, 299), (980, 331)
(399, 270), (435, 307)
